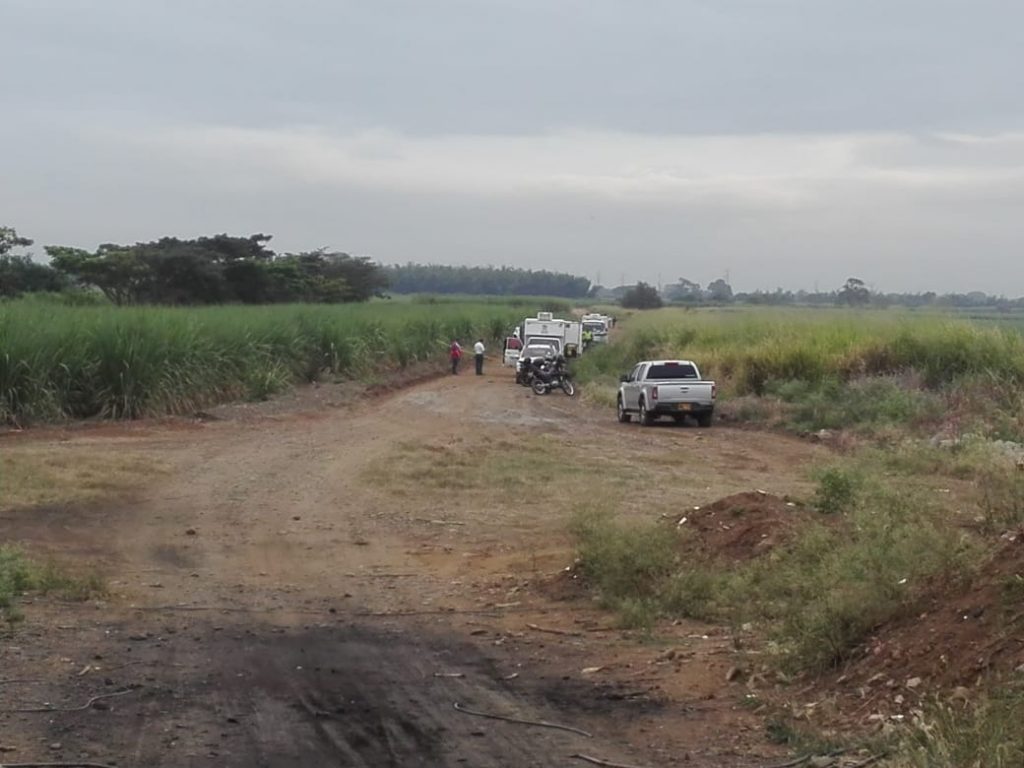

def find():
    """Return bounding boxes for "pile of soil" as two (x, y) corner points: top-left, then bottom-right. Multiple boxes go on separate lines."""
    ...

(675, 491), (815, 561)
(834, 533), (1024, 700)
(536, 561), (590, 602)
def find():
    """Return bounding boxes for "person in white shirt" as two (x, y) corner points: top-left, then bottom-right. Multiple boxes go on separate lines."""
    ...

(473, 338), (485, 375)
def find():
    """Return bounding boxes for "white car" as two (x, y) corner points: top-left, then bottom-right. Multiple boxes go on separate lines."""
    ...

(517, 343), (559, 370)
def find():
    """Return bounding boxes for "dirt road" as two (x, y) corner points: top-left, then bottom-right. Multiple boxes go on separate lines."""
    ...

(1, 367), (828, 766)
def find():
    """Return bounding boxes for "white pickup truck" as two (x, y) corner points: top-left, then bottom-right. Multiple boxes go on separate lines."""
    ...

(617, 360), (716, 427)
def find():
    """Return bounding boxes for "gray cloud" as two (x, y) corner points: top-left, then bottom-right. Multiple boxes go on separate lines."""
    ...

(2, 1), (1023, 293)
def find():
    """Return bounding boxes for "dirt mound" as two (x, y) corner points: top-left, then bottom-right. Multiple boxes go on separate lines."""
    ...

(825, 533), (1024, 714)
(677, 491), (812, 560)
(535, 561), (590, 602)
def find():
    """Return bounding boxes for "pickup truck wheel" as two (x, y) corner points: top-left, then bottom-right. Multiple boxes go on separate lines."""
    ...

(639, 400), (654, 426)
(697, 411), (713, 428)
(617, 398), (631, 423)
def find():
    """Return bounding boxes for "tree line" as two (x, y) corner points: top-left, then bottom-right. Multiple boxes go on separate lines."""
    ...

(383, 263), (591, 297)
(2, 228), (594, 303)
(620, 276), (1024, 311)
(1, 227), (387, 304)
(6, 224), (1023, 309)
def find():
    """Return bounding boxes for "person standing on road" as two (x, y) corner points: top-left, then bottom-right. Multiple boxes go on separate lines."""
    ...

(473, 338), (485, 375)
(449, 339), (463, 375)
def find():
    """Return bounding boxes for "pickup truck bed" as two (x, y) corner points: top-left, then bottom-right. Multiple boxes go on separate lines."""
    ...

(617, 360), (716, 427)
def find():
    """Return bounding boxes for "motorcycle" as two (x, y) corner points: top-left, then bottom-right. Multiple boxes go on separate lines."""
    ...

(529, 358), (575, 396)
(516, 355), (554, 387)
(515, 356), (538, 386)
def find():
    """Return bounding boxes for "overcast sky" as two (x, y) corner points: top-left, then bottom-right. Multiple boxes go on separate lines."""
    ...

(2, 0), (1023, 293)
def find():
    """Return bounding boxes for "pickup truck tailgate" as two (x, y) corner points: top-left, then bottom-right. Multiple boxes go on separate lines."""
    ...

(652, 381), (713, 403)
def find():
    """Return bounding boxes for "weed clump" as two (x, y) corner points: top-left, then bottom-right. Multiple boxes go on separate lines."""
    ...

(569, 507), (680, 628)
(893, 685), (1024, 768)
(977, 469), (1024, 533)
(813, 466), (863, 514)
(0, 546), (34, 622)
(0, 545), (106, 625)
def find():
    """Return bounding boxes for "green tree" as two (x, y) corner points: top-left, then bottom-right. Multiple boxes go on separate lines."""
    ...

(45, 234), (387, 305)
(299, 250), (388, 302)
(0, 226), (33, 256)
(706, 278), (733, 302)
(47, 245), (149, 305)
(838, 277), (871, 306)
(621, 281), (663, 309)
(0, 227), (66, 297)
(663, 277), (703, 303)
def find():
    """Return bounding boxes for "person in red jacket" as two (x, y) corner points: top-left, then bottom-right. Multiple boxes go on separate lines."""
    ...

(449, 340), (463, 375)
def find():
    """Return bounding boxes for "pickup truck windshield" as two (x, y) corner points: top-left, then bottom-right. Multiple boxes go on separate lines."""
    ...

(646, 363), (698, 380)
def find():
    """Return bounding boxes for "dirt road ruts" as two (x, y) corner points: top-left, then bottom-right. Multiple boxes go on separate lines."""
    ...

(1, 368), (827, 766)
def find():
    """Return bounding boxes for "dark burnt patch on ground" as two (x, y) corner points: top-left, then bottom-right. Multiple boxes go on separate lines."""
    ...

(0, 501), (128, 563)
(4, 612), (649, 768)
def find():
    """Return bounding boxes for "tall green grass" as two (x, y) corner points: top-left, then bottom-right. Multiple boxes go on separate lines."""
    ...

(576, 308), (1024, 435)
(0, 301), (523, 422)
(580, 308), (1024, 391)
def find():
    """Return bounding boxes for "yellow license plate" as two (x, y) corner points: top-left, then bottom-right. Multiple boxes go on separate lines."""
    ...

(678, 403), (691, 411)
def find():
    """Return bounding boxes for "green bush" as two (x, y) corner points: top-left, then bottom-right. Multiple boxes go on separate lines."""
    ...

(659, 567), (718, 620)
(813, 466), (863, 514)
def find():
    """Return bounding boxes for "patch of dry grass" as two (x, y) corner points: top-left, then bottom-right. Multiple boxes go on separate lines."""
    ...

(363, 433), (641, 509)
(0, 444), (163, 511)
(892, 684), (1024, 768)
